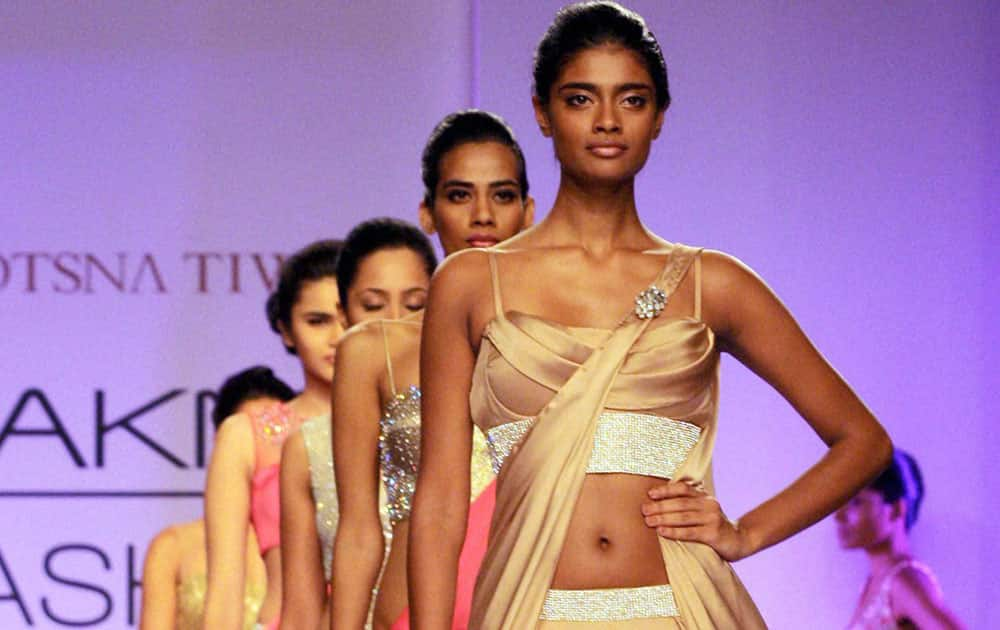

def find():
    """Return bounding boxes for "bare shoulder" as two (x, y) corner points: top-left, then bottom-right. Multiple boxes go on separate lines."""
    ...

(428, 248), (494, 313)
(433, 247), (491, 291)
(892, 564), (942, 602)
(699, 249), (762, 294)
(336, 319), (389, 373)
(147, 524), (180, 563)
(213, 411), (255, 458)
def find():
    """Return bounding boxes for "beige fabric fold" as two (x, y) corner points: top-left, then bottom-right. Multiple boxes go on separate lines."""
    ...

(469, 244), (765, 629)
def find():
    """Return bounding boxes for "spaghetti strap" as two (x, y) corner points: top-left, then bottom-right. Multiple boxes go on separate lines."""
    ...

(693, 253), (702, 320)
(380, 320), (398, 397)
(487, 251), (504, 319)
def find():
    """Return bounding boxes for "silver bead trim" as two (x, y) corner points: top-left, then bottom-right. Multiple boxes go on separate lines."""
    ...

(485, 411), (702, 478)
(540, 584), (679, 621)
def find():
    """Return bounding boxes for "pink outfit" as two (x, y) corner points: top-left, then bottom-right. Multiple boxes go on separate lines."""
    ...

(388, 481), (497, 630)
(248, 402), (302, 554)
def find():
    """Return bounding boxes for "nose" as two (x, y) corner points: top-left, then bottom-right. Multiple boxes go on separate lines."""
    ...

(470, 194), (495, 227)
(594, 99), (621, 134)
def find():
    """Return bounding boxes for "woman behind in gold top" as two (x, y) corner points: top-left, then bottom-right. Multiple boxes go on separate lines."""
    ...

(140, 366), (293, 630)
(409, 2), (892, 628)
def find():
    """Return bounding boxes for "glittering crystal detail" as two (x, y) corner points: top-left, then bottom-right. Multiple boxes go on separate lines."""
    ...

(469, 424), (496, 500)
(485, 411), (701, 478)
(540, 584), (679, 621)
(634, 286), (668, 320)
(251, 402), (300, 446)
(302, 414), (392, 625)
(379, 385), (422, 527)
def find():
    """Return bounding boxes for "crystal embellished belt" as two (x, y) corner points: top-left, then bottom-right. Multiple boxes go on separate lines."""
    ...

(485, 411), (702, 478)
(540, 584), (680, 621)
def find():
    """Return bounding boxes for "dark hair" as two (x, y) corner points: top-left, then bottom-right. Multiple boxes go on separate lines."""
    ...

(869, 449), (924, 530)
(212, 365), (295, 429)
(421, 109), (529, 207)
(267, 239), (343, 355)
(336, 217), (438, 308)
(533, 1), (670, 110)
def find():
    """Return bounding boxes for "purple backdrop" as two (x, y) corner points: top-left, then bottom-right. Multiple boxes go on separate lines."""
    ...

(1, 2), (996, 628)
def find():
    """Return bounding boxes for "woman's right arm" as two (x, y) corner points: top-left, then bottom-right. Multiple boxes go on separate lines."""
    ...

(278, 431), (326, 629)
(330, 327), (389, 628)
(202, 415), (254, 630)
(139, 527), (178, 630)
(408, 256), (479, 630)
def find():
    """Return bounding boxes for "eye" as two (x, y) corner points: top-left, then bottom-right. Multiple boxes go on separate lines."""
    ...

(445, 189), (471, 203)
(622, 94), (647, 108)
(305, 314), (331, 325)
(565, 93), (590, 107)
(494, 189), (517, 203)
(405, 299), (426, 312)
(361, 302), (385, 312)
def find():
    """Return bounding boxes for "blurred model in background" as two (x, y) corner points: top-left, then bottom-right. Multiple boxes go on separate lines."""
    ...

(837, 449), (964, 629)
(140, 366), (294, 630)
(202, 240), (343, 630)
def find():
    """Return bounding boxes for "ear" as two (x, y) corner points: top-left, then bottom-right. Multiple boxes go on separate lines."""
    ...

(277, 320), (296, 353)
(532, 96), (552, 137)
(652, 108), (666, 140)
(522, 195), (536, 229)
(418, 201), (437, 235)
(889, 498), (907, 525)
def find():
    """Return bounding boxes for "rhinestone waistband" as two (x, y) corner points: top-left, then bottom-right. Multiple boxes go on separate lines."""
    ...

(485, 411), (702, 478)
(540, 584), (679, 621)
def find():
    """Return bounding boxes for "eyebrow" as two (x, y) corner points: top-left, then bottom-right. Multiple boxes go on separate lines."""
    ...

(441, 179), (520, 189)
(558, 81), (653, 93)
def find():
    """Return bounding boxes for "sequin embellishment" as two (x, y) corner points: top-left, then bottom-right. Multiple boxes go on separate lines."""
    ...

(379, 385), (422, 527)
(252, 402), (298, 445)
(540, 584), (679, 621)
(485, 411), (701, 478)
(634, 286), (668, 320)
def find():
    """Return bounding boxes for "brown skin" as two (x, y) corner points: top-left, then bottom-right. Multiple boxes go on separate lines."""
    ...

(836, 490), (965, 629)
(203, 281), (342, 630)
(407, 44), (892, 629)
(329, 138), (533, 630)
(418, 140), (534, 253)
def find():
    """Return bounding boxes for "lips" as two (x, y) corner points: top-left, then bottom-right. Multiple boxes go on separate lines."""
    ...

(466, 234), (499, 248)
(587, 141), (627, 158)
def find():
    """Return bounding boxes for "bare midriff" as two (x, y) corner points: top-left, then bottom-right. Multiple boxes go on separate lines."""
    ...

(550, 474), (669, 589)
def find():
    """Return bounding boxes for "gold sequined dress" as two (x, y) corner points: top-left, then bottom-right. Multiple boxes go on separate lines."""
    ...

(175, 572), (263, 630)
(377, 319), (496, 627)
(468, 245), (766, 629)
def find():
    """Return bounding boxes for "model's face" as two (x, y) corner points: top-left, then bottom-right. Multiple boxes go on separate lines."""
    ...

(342, 247), (430, 326)
(280, 277), (343, 386)
(420, 141), (533, 255)
(534, 44), (664, 184)
(835, 489), (897, 550)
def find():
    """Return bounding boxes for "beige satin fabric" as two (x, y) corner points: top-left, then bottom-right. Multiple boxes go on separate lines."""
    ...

(468, 244), (766, 629)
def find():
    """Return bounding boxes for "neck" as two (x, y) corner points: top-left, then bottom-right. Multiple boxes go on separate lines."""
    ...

(865, 532), (911, 576)
(546, 173), (648, 255)
(290, 371), (331, 418)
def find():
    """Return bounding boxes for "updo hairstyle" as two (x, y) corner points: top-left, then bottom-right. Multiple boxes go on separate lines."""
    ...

(266, 239), (343, 355)
(533, 1), (670, 110)
(421, 109), (530, 207)
(335, 217), (438, 308)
